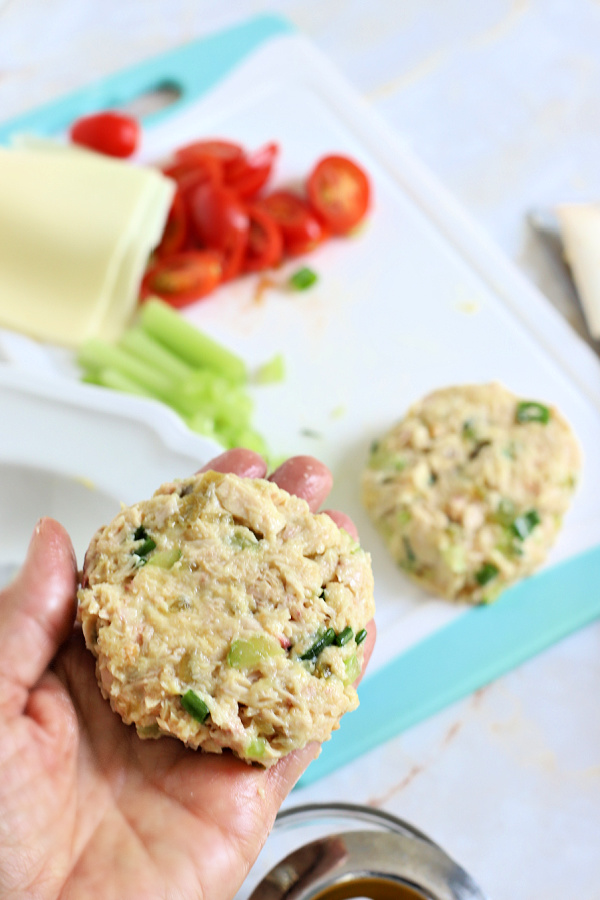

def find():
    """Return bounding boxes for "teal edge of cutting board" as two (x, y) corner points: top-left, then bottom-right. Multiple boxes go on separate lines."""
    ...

(0, 14), (294, 144)
(299, 543), (600, 786)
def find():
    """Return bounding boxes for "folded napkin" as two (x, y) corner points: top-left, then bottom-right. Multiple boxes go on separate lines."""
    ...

(556, 202), (600, 340)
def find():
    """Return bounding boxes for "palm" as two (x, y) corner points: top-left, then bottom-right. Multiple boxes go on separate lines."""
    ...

(0, 452), (372, 900)
(4, 628), (294, 900)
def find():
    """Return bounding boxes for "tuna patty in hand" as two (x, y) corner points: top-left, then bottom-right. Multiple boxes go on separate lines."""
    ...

(78, 471), (375, 766)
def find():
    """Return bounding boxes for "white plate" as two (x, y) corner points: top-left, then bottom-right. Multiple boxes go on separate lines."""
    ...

(0, 365), (219, 568)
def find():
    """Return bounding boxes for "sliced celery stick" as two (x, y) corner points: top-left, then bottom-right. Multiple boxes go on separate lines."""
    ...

(225, 426), (268, 455)
(120, 327), (194, 381)
(179, 374), (253, 424)
(146, 547), (182, 568)
(90, 368), (156, 400)
(255, 353), (285, 384)
(343, 653), (360, 685)
(227, 635), (284, 669)
(246, 736), (267, 758)
(77, 339), (178, 401)
(178, 369), (229, 400)
(186, 413), (221, 442)
(140, 298), (247, 383)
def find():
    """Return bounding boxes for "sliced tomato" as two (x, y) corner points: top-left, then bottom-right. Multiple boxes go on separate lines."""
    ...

(225, 142), (279, 199)
(259, 190), (327, 256)
(155, 190), (188, 258)
(243, 205), (283, 272)
(161, 154), (222, 200)
(70, 111), (140, 158)
(307, 154), (370, 234)
(141, 250), (223, 307)
(175, 139), (244, 177)
(189, 181), (249, 281)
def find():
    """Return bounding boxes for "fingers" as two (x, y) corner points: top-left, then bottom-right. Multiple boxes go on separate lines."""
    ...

(0, 518), (77, 710)
(269, 456), (333, 511)
(359, 618), (377, 677)
(201, 450), (360, 540)
(198, 448), (267, 479)
(322, 509), (359, 541)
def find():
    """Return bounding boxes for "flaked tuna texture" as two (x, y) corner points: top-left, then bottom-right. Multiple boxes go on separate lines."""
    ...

(78, 471), (374, 766)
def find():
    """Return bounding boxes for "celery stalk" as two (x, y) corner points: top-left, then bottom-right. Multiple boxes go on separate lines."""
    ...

(83, 367), (155, 398)
(119, 327), (194, 381)
(77, 339), (178, 400)
(140, 299), (247, 383)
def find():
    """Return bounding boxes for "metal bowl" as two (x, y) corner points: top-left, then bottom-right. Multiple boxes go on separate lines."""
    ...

(239, 803), (489, 900)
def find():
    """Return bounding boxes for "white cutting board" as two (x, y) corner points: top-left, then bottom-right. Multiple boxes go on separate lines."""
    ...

(1, 17), (600, 678)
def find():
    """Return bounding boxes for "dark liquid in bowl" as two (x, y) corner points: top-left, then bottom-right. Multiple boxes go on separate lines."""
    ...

(311, 876), (430, 900)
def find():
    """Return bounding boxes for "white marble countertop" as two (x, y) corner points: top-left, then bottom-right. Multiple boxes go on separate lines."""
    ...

(1, 2), (599, 898)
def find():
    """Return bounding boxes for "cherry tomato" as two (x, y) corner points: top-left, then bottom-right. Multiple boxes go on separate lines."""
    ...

(155, 190), (188, 258)
(162, 155), (222, 199)
(175, 139), (244, 177)
(259, 190), (327, 256)
(69, 111), (140, 158)
(225, 142), (279, 199)
(307, 154), (370, 234)
(243, 205), (283, 272)
(189, 181), (249, 281)
(141, 250), (223, 307)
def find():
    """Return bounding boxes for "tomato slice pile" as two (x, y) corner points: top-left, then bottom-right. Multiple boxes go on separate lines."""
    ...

(146, 137), (371, 307)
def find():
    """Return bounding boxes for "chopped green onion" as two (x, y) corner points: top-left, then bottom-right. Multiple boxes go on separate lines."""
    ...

(300, 428), (322, 439)
(335, 626), (354, 647)
(516, 401), (551, 425)
(511, 509), (541, 540)
(397, 509), (412, 526)
(462, 418), (477, 441)
(289, 266), (318, 291)
(136, 537), (157, 557)
(403, 536), (416, 564)
(140, 299), (247, 383)
(300, 628), (336, 661)
(355, 628), (368, 646)
(132, 533), (157, 567)
(493, 498), (516, 526)
(180, 689), (209, 723)
(475, 562), (500, 586)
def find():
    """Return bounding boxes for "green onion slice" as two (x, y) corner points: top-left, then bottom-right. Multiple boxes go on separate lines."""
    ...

(289, 266), (318, 291)
(300, 627), (336, 661)
(475, 562), (500, 586)
(511, 509), (541, 540)
(516, 401), (551, 424)
(136, 537), (157, 557)
(335, 626), (354, 647)
(355, 628), (368, 646)
(181, 689), (209, 723)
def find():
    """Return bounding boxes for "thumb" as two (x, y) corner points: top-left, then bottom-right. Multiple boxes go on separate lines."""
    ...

(0, 518), (77, 712)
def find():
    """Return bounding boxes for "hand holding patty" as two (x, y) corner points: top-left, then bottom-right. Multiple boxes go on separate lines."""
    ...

(0, 450), (374, 900)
